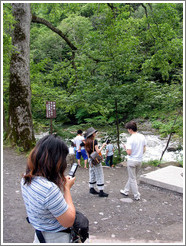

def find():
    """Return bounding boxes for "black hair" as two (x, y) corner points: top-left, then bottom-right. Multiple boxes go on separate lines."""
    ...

(125, 121), (137, 132)
(23, 134), (69, 188)
(77, 129), (83, 134)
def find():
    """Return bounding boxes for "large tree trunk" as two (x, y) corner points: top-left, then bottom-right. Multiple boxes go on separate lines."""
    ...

(8, 3), (35, 150)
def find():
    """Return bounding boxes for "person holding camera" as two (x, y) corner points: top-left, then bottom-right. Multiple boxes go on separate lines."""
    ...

(84, 127), (108, 197)
(120, 121), (147, 201)
(21, 134), (76, 243)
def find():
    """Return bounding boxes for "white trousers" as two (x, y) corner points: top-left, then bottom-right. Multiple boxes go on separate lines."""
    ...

(123, 160), (141, 199)
(33, 231), (71, 243)
(89, 159), (104, 190)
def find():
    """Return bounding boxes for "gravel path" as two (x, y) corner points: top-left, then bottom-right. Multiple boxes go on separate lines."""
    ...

(3, 147), (183, 244)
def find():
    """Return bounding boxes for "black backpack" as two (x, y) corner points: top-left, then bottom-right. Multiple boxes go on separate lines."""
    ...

(70, 210), (89, 243)
(27, 210), (89, 243)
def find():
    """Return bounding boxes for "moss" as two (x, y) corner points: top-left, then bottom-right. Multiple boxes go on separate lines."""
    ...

(13, 25), (26, 42)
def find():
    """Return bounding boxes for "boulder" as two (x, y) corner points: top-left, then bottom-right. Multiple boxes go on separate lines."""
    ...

(158, 161), (181, 168)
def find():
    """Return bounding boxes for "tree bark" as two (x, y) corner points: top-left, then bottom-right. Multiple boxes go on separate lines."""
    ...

(3, 107), (8, 133)
(8, 3), (35, 150)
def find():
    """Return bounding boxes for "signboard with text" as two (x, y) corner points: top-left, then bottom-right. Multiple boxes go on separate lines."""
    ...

(46, 101), (56, 119)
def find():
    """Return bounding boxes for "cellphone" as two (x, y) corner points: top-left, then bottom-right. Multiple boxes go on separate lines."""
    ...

(68, 163), (78, 177)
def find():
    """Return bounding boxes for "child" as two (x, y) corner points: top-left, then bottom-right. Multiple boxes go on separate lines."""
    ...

(67, 141), (76, 166)
(105, 140), (114, 168)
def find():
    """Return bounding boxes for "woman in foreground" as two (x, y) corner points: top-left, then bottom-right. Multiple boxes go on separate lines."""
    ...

(21, 134), (76, 243)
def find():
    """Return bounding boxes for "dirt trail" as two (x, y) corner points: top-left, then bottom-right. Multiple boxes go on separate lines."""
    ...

(3, 147), (183, 244)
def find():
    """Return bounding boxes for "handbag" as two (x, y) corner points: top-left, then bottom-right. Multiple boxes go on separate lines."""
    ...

(90, 141), (102, 166)
(27, 210), (89, 244)
(70, 211), (89, 243)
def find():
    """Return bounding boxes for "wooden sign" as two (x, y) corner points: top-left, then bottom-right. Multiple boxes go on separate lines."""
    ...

(46, 101), (56, 118)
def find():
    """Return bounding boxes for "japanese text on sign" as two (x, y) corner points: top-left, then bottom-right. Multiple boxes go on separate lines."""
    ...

(46, 101), (56, 118)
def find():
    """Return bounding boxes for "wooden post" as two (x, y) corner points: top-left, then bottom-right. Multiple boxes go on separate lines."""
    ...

(50, 118), (53, 134)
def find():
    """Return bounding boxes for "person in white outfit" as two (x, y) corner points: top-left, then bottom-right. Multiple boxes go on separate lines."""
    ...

(73, 130), (88, 168)
(120, 121), (147, 201)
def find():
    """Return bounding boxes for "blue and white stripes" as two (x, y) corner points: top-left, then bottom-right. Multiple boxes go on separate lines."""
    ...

(21, 176), (68, 232)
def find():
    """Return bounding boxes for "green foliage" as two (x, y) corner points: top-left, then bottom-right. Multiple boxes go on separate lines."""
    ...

(3, 2), (183, 148)
(52, 123), (75, 141)
(113, 148), (126, 165)
(142, 159), (161, 167)
(3, 3), (15, 121)
(177, 154), (183, 167)
(85, 116), (107, 126)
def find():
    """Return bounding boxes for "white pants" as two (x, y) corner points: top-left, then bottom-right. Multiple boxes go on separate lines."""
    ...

(123, 160), (141, 199)
(89, 159), (104, 190)
(33, 231), (71, 243)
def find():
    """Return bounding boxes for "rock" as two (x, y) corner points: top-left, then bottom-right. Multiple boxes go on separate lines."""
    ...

(158, 162), (181, 168)
(144, 166), (152, 171)
(66, 154), (76, 166)
(120, 198), (133, 203)
(117, 162), (127, 167)
(167, 147), (178, 152)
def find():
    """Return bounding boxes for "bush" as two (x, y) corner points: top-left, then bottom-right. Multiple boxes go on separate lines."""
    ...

(142, 159), (161, 167)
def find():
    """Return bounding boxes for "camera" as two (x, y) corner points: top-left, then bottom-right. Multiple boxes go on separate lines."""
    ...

(69, 163), (78, 177)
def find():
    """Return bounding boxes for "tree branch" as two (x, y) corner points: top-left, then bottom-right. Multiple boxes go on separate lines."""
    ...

(141, 3), (150, 29)
(107, 3), (118, 18)
(31, 14), (77, 51)
(160, 109), (182, 161)
(32, 13), (78, 91)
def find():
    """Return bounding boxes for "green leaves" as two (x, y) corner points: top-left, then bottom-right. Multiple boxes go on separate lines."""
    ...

(3, 2), (183, 140)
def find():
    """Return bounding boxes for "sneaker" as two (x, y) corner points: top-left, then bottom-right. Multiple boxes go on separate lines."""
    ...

(99, 190), (109, 197)
(134, 197), (140, 201)
(120, 189), (128, 197)
(89, 188), (99, 195)
(134, 192), (140, 201)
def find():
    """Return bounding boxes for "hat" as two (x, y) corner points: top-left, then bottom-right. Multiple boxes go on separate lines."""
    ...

(85, 127), (97, 138)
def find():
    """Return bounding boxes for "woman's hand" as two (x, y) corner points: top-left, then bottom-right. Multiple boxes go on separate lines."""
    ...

(64, 176), (76, 190)
(57, 176), (76, 228)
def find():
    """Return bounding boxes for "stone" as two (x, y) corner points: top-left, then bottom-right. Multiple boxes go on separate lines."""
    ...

(140, 165), (183, 193)
(120, 198), (133, 203)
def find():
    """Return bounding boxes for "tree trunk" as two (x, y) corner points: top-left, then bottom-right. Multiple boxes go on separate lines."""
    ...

(3, 107), (8, 133)
(8, 3), (35, 151)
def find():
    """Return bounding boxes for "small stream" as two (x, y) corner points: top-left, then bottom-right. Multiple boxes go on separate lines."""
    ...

(35, 131), (183, 163)
(120, 132), (183, 163)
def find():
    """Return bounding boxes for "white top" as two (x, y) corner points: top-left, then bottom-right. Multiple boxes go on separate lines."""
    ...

(72, 135), (85, 150)
(106, 143), (114, 156)
(69, 146), (75, 154)
(21, 176), (68, 232)
(126, 132), (147, 162)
